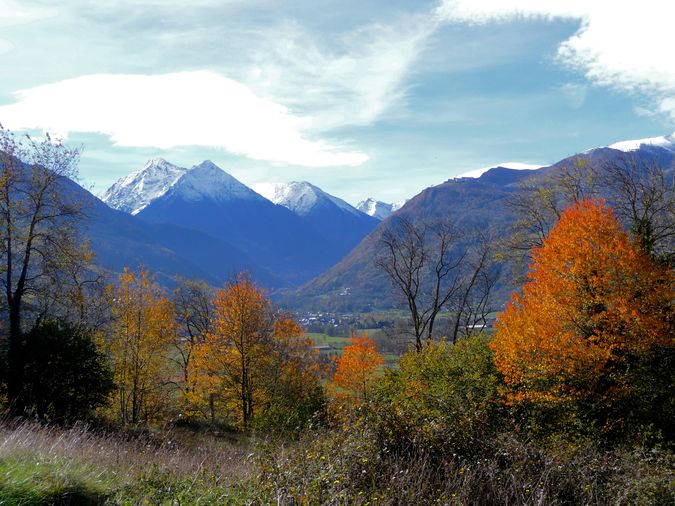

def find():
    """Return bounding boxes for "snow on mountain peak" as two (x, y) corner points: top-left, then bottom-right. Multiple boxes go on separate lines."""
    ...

(356, 198), (406, 220)
(252, 181), (360, 217)
(170, 161), (262, 202)
(606, 133), (675, 152)
(102, 158), (187, 214)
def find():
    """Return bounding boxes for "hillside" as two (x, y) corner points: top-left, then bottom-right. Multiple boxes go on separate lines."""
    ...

(294, 139), (675, 311)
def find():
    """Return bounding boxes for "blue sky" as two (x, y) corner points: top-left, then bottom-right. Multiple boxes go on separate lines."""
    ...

(0, 0), (673, 204)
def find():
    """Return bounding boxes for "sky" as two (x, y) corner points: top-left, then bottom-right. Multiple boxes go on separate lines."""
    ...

(0, 0), (674, 205)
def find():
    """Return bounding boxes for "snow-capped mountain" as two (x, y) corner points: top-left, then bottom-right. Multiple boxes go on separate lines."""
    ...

(606, 133), (675, 153)
(135, 162), (340, 285)
(254, 181), (379, 258)
(101, 158), (187, 214)
(166, 160), (264, 203)
(253, 181), (360, 217)
(356, 198), (406, 220)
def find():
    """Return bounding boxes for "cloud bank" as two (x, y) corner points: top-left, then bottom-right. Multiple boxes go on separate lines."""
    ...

(0, 71), (368, 167)
(437, 0), (675, 121)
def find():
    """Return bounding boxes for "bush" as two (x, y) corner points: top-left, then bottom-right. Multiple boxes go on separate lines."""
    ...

(254, 382), (327, 435)
(254, 427), (675, 505)
(369, 334), (503, 456)
(17, 320), (114, 421)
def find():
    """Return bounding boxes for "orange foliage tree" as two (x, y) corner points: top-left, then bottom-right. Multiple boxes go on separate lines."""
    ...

(491, 199), (673, 411)
(333, 334), (383, 401)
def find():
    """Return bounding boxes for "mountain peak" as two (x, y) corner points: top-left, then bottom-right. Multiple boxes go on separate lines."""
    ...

(101, 158), (187, 214)
(169, 161), (262, 202)
(192, 160), (221, 172)
(455, 162), (543, 179)
(606, 133), (675, 153)
(253, 181), (360, 217)
(356, 198), (405, 220)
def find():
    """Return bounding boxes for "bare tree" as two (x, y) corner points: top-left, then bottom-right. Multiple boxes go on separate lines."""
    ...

(0, 124), (85, 413)
(601, 153), (675, 265)
(448, 232), (498, 343)
(32, 241), (110, 332)
(171, 277), (213, 401)
(507, 157), (599, 253)
(376, 217), (494, 351)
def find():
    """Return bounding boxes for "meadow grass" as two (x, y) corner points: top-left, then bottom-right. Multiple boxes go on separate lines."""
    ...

(0, 420), (253, 505)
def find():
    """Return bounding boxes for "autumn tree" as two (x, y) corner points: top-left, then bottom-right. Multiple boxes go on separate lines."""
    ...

(333, 334), (383, 402)
(171, 277), (212, 409)
(189, 274), (274, 428)
(0, 125), (90, 412)
(258, 316), (325, 431)
(491, 200), (673, 424)
(107, 267), (176, 424)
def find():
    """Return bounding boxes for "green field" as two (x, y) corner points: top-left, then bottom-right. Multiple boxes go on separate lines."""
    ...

(306, 332), (399, 367)
(305, 332), (350, 352)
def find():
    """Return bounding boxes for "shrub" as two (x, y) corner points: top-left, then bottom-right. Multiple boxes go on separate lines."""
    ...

(18, 320), (114, 421)
(370, 334), (503, 456)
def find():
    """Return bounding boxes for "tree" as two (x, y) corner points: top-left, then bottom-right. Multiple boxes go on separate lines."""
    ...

(600, 153), (674, 265)
(107, 267), (176, 424)
(332, 334), (383, 402)
(171, 277), (212, 409)
(507, 157), (599, 253)
(0, 125), (87, 413)
(376, 217), (495, 350)
(491, 200), (673, 419)
(19, 319), (113, 421)
(189, 274), (274, 429)
(447, 232), (498, 343)
(507, 153), (674, 266)
(257, 316), (326, 432)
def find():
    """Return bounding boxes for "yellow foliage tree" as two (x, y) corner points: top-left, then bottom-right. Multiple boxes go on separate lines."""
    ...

(491, 199), (673, 410)
(188, 278), (325, 430)
(264, 317), (324, 428)
(188, 274), (273, 428)
(107, 267), (176, 424)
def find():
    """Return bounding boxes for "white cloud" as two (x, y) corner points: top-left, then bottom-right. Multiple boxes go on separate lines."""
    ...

(238, 15), (437, 131)
(437, 0), (675, 122)
(0, 71), (369, 167)
(0, 0), (55, 27)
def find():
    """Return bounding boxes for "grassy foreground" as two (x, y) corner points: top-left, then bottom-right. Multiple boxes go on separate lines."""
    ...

(0, 419), (673, 505)
(0, 421), (253, 505)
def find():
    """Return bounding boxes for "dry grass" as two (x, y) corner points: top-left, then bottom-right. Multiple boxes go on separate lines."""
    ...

(0, 419), (672, 505)
(0, 419), (255, 504)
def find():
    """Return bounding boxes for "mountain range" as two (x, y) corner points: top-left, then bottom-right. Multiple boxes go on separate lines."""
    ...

(294, 134), (675, 311)
(253, 181), (378, 256)
(8, 133), (671, 304)
(101, 160), (378, 286)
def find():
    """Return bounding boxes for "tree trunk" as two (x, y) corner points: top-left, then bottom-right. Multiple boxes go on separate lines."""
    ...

(6, 300), (24, 415)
